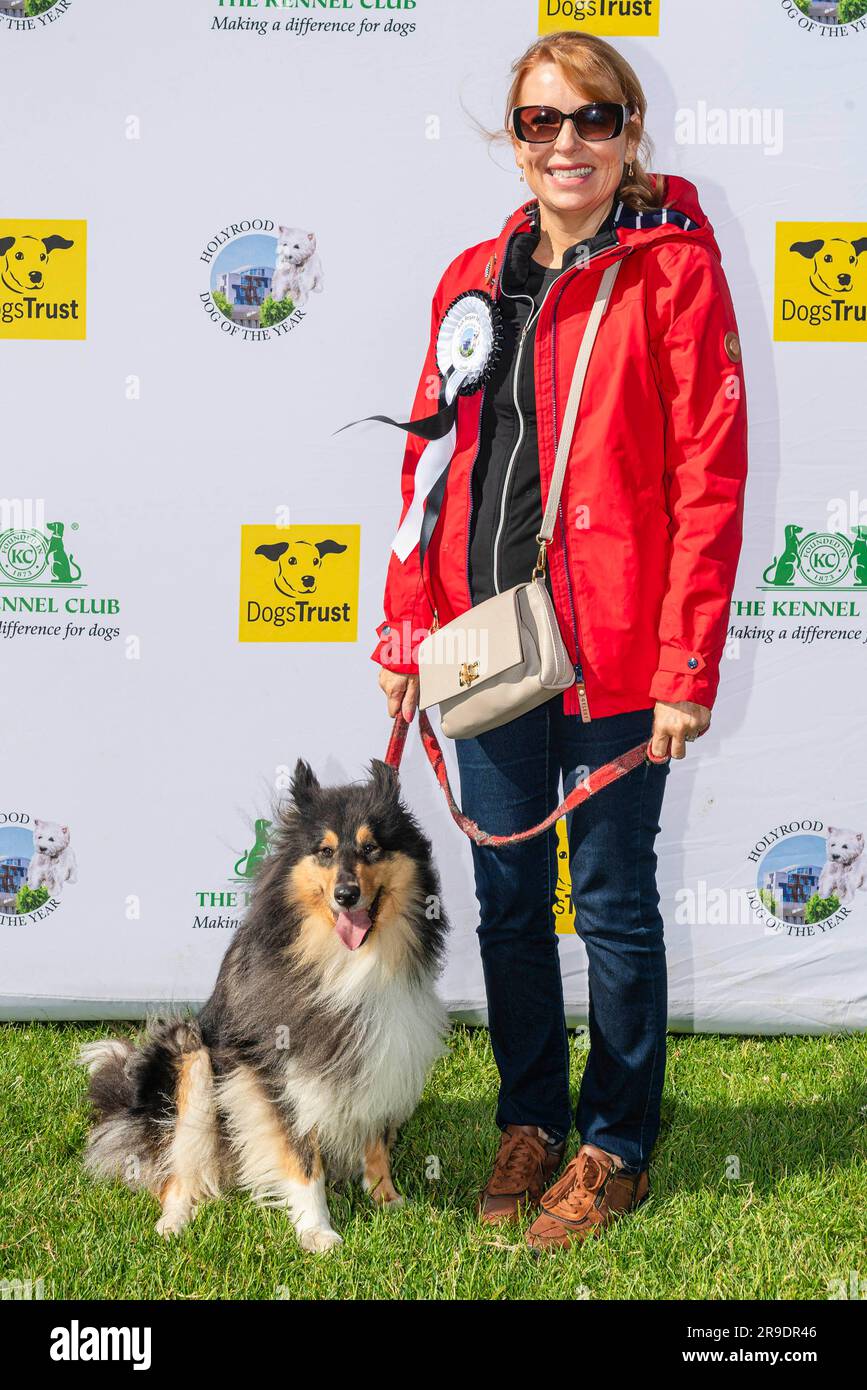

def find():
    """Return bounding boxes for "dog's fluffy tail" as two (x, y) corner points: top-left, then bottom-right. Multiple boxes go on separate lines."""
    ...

(77, 1018), (210, 1196)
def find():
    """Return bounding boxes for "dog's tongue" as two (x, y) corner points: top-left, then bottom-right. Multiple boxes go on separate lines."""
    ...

(334, 907), (371, 951)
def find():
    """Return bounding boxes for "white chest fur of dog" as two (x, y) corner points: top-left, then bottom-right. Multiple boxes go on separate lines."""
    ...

(280, 945), (447, 1173)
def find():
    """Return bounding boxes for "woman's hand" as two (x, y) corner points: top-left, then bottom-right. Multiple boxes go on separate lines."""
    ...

(379, 668), (420, 723)
(650, 700), (711, 760)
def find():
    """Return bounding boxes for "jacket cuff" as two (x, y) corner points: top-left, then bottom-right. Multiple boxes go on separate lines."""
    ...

(370, 618), (422, 675)
(648, 643), (718, 708)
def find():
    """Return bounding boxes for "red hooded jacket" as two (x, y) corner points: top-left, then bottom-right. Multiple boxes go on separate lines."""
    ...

(371, 176), (748, 718)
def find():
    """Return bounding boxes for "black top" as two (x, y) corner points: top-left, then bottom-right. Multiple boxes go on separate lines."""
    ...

(467, 203), (619, 604)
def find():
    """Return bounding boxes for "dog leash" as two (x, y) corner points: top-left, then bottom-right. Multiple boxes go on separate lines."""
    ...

(383, 710), (670, 849)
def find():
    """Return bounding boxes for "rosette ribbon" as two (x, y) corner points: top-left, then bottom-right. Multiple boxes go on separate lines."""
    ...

(333, 290), (503, 565)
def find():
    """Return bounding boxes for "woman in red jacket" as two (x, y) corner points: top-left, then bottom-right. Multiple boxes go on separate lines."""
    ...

(375, 32), (748, 1251)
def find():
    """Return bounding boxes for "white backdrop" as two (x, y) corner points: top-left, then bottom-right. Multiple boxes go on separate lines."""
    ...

(1, 0), (865, 1031)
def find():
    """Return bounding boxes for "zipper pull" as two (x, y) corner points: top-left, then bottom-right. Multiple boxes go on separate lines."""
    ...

(575, 679), (592, 724)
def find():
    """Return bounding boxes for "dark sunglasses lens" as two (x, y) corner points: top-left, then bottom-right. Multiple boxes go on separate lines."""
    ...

(575, 103), (621, 140)
(517, 106), (562, 142)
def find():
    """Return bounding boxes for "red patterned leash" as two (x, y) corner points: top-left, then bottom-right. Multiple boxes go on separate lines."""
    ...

(384, 710), (670, 849)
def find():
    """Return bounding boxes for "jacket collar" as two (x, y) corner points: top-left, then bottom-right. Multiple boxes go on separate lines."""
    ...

(484, 174), (719, 293)
(503, 201), (619, 291)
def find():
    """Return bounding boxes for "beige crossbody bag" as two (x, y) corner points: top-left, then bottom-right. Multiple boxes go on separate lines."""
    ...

(416, 257), (622, 740)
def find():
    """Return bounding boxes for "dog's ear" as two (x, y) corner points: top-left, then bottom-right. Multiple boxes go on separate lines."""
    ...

(289, 758), (320, 807)
(789, 239), (823, 260)
(0, 236), (15, 257)
(368, 758), (400, 799)
(316, 539), (347, 558)
(255, 542), (288, 563)
(827, 826), (837, 837)
(851, 237), (867, 259)
(42, 234), (74, 256)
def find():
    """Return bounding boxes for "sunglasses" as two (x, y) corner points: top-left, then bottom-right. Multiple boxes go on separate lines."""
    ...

(512, 102), (632, 144)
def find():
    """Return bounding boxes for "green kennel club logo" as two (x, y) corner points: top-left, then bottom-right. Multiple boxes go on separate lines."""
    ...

(761, 523), (867, 590)
(0, 520), (82, 586)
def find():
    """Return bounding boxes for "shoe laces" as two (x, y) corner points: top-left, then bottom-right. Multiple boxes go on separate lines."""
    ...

(490, 1128), (546, 1191)
(544, 1150), (611, 1216)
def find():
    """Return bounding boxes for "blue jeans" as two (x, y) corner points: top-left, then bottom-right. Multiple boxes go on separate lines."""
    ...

(454, 700), (670, 1173)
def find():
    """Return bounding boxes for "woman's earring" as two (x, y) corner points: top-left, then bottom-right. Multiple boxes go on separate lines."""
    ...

(519, 166), (525, 182)
(626, 161), (634, 178)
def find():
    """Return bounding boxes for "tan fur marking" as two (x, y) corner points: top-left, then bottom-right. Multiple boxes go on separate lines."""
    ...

(218, 1064), (321, 1191)
(155, 1048), (222, 1236)
(287, 856), (337, 921)
(355, 825), (376, 848)
(363, 1136), (402, 1206)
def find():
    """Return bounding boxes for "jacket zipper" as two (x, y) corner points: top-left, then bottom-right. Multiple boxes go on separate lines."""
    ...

(490, 277), (565, 594)
(464, 227), (521, 604)
(547, 244), (632, 722)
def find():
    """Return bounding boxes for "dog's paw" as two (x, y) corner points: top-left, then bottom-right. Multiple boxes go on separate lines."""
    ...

(374, 1191), (405, 1211)
(299, 1227), (343, 1254)
(155, 1213), (189, 1239)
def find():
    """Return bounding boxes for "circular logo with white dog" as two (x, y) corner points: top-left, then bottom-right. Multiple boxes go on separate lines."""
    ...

(0, 811), (78, 923)
(199, 218), (324, 342)
(746, 819), (864, 937)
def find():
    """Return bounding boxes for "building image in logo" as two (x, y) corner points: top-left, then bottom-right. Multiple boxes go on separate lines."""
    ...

(0, 815), (77, 922)
(775, 222), (867, 341)
(0, 221), (85, 340)
(201, 220), (324, 341)
(0, 0), (64, 16)
(794, 0), (867, 24)
(239, 524), (360, 643)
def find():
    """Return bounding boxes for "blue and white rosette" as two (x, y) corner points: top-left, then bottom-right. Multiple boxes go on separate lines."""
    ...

(333, 290), (503, 563)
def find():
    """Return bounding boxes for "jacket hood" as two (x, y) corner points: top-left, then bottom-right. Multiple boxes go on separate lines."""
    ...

(493, 174), (722, 279)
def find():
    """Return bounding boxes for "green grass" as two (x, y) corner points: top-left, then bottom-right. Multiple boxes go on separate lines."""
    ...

(1, 1023), (865, 1300)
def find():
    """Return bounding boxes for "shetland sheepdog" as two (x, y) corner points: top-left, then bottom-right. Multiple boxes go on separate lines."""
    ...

(78, 757), (448, 1253)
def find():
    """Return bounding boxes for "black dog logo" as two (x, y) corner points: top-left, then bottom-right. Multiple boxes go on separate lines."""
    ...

(255, 537), (347, 598)
(789, 237), (867, 297)
(0, 232), (75, 296)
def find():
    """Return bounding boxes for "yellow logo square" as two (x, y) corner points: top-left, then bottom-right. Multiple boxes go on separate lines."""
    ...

(0, 219), (86, 340)
(239, 524), (360, 644)
(774, 222), (867, 342)
(538, 0), (660, 38)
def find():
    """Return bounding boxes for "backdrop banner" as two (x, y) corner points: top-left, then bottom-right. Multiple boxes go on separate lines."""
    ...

(1, 0), (865, 1031)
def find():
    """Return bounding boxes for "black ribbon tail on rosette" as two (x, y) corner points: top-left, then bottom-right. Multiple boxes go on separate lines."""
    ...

(331, 366), (459, 443)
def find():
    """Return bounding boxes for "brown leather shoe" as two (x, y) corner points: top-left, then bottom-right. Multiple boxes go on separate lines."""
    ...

(478, 1124), (565, 1226)
(526, 1142), (649, 1251)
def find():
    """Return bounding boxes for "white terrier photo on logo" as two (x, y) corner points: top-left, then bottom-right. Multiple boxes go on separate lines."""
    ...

(26, 818), (78, 898)
(818, 827), (867, 905)
(270, 226), (324, 307)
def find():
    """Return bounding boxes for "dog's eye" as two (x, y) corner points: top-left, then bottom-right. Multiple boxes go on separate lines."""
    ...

(317, 845), (335, 860)
(360, 843), (381, 860)
(14, 252), (23, 261)
(288, 556), (297, 565)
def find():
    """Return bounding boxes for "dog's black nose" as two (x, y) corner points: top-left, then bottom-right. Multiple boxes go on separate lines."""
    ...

(302, 575), (314, 587)
(29, 272), (42, 284)
(334, 882), (361, 908)
(839, 274), (851, 286)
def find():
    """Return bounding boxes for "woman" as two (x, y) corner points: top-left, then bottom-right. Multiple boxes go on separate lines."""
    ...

(374, 32), (748, 1251)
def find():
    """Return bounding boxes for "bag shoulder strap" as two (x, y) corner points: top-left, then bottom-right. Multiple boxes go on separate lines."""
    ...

(538, 256), (623, 544)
